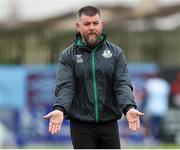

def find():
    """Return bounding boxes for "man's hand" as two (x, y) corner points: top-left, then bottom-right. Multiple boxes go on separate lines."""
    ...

(126, 108), (144, 132)
(43, 110), (64, 134)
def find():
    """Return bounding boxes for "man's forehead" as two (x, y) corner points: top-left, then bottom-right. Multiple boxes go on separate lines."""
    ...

(79, 14), (102, 22)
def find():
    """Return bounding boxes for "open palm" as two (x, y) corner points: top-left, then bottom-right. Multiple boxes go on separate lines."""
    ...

(43, 110), (64, 134)
(126, 108), (144, 132)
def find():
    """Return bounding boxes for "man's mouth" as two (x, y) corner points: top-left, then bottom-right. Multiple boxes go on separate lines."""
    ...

(88, 32), (97, 36)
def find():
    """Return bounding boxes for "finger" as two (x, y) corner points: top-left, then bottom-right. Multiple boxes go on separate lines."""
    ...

(49, 122), (53, 133)
(43, 113), (52, 119)
(137, 111), (144, 116)
(132, 121), (137, 132)
(128, 121), (131, 130)
(57, 123), (62, 131)
(51, 123), (57, 134)
(136, 119), (140, 131)
(53, 124), (60, 133)
(51, 125), (55, 134)
(58, 122), (62, 131)
(129, 122), (133, 130)
(130, 122), (135, 131)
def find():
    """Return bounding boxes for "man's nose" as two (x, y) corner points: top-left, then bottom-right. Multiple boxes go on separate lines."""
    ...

(89, 24), (95, 30)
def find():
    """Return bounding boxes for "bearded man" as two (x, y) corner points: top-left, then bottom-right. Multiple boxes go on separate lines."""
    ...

(44, 6), (144, 149)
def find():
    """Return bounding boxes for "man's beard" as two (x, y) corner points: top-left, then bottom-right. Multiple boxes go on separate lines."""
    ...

(84, 32), (100, 47)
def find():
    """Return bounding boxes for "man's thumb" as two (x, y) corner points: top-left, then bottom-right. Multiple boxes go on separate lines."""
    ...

(43, 112), (52, 119)
(137, 111), (144, 116)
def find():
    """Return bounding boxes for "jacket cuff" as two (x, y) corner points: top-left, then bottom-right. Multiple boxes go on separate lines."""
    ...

(54, 106), (66, 115)
(123, 105), (136, 116)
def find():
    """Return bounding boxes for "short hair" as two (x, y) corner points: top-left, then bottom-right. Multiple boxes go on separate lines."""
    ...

(78, 6), (101, 18)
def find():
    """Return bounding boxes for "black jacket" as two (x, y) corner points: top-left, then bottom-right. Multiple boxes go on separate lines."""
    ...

(53, 33), (137, 123)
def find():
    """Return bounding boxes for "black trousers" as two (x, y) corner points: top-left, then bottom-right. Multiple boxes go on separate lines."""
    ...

(70, 120), (121, 149)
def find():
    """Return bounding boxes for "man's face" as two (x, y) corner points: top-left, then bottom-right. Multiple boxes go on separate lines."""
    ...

(76, 14), (103, 46)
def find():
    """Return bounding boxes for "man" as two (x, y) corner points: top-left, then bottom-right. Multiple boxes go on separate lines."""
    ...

(43, 6), (144, 149)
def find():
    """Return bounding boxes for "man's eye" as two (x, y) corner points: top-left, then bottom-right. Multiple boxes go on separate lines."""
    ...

(93, 22), (99, 26)
(84, 23), (90, 26)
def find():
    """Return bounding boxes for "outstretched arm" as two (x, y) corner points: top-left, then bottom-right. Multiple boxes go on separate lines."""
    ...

(43, 49), (74, 134)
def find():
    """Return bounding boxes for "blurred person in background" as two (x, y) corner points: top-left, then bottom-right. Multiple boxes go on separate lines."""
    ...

(0, 122), (16, 148)
(43, 6), (144, 149)
(145, 74), (170, 143)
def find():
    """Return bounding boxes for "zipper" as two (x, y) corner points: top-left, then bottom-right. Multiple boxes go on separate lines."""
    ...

(91, 48), (99, 122)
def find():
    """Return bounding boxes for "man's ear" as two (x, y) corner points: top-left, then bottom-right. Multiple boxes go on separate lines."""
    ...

(76, 22), (80, 32)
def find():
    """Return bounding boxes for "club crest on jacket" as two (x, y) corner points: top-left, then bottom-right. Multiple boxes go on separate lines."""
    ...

(102, 49), (112, 58)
